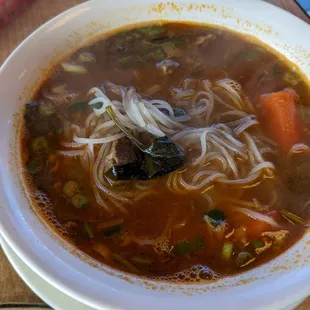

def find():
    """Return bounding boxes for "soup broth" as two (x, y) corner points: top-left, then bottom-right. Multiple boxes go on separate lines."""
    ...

(21, 23), (310, 282)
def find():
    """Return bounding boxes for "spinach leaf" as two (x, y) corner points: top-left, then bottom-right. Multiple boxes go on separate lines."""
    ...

(143, 136), (187, 178)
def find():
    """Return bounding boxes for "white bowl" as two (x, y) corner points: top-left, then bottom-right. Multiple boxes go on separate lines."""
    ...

(0, 0), (310, 309)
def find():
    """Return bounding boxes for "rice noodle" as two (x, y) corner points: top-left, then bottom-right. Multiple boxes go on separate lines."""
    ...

(289, 143), (310, 155)
(60, 82), (191, 212)
(170, 121), (275, 192)
(60, 78), (279, 214)
(233, 207), (279, 228)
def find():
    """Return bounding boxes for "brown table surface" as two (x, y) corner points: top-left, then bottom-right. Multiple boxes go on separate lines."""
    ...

(0, 0), (309, 309)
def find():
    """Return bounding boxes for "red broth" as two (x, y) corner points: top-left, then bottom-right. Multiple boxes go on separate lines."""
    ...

(21, 23), (310, 282)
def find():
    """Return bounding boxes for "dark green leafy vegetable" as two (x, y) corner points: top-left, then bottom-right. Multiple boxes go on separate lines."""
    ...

(137, 26), (166, 36)
(142, 136), (187, 178)
(174, 237), (204, 256)
(205, 209), (225, 228)
(103, 225), (121, 237)
(106, 106), (187, 180)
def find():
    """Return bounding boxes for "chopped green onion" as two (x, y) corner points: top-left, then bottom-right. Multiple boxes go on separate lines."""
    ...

(283, 71), (301, 85)
(61, 62), (87, 74)
(131, 256), (153, 265)
(137, 26), (166, 36)
(71, 193), (88, 209)
(39, 100), (56, 116)
(113, 253), (140, 273)
(63, 180), (80, 198)
(280, 209), (306, 225)
(103, 225), (121, 237)
(236, 252), (255, 268)
(221, 242), (233, 261)
(31, 136), (48, 152)
(174, 237), (204, 256)
(250, 240), (265, 249)
(84, 222), (94, 239)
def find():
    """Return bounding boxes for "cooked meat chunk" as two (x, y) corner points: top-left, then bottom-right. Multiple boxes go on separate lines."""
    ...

(104, 137), (137, 173)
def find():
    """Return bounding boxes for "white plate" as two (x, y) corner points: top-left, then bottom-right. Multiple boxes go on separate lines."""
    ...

(0, 234), (94, 310)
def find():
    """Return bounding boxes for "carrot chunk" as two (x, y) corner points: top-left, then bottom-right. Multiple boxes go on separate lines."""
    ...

(260, 88), (302, 152)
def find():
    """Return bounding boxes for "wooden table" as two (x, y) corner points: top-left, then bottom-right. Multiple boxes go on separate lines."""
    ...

(0, 0), (309, 308)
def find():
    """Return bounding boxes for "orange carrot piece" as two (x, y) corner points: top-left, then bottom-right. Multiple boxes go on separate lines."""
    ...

(260, 88), (302, 152)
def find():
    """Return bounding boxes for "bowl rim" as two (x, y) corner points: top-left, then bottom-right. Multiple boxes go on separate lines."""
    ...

(1, 0), (310, 309)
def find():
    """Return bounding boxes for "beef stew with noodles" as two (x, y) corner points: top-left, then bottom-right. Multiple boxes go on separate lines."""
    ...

(21, 22), (310, 282)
